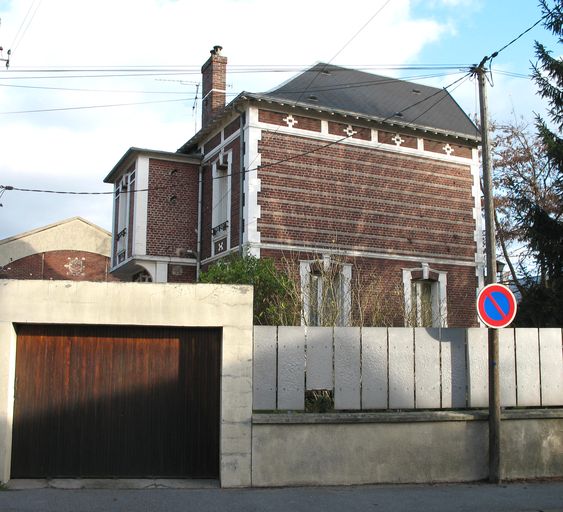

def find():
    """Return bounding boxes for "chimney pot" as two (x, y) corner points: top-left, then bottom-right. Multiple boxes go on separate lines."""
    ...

(211, 45), (223, 55)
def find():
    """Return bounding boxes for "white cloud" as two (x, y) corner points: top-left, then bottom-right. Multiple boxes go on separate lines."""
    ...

(0, 0), (487, 239)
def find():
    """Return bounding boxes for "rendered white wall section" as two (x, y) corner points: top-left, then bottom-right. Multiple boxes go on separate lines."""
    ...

(305, 327), (333, 390)
(388, 328), (415, 409)
(515, 328), (541, 407)
(277, 327), (305, 410)
(361, 327), (388, 409)
(253, 326), (277, 410)
(133, 156), (149, 256)
(539, 328), (563, 406)
(441, 328), (467, 408)
(334, 327), (360, 410)
(244, 106), (262, 258)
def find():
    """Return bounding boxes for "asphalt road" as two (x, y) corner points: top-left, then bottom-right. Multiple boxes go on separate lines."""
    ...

(1, 481), (562, 512)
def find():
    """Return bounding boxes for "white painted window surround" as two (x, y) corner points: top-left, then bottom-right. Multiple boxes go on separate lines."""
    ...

(211, 151), (232, 256)
(402, 263), (448, 327)
(300, 256), (352, 326)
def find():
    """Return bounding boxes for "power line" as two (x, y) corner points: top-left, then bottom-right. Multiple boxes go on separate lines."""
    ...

(0, 70), (462, 94)
(0, 71), (468, 116)
(0, 96), (192, 114)
(0, 73), (472, 202)
(474, 15), (546, 72)
(10, 0), (42, 53)
(0, 82), (194, 94)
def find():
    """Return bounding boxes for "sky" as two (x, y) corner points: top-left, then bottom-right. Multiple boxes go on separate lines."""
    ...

(0, 0), (559, 239)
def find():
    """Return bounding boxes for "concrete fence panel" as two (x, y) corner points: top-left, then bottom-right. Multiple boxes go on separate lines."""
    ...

(361, 328), (388, 409)
(277, 327), (305, 410)
(539, 328), (563, 406)
(466, 328), (489, 407)
(334, 327), (361, 410)
(388, 328), (415, 409)
(515, 328), (541, 407)
(441, 328), (467, 408)
(253, 326), (277, 410)
(305, 327), (333, 391)
(499, 329), (517, 407)
(414, 328), (441, 409)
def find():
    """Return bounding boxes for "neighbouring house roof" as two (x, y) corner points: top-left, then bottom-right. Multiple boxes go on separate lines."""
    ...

(0, 217), (111, 266)
(179, 62), (480, 153)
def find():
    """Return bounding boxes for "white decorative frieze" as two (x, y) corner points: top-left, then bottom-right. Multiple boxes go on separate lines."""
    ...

(443, 143), (454, 156)
(392, 134), (404, 146)
(344, 125), (357, 137)
(283, 114), (298, 128)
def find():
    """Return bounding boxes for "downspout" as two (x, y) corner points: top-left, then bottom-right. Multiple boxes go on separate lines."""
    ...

(196, 164), (203, 281)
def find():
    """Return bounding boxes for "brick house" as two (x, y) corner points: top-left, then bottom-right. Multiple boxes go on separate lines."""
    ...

(0, 217), (119, 282)
(105, 46), (484, 327)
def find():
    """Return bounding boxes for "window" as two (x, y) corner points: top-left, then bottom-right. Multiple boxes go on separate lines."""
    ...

(403, 264), (447, 327)
(211, 153), (231, 255)
(301, 256), (351, 326)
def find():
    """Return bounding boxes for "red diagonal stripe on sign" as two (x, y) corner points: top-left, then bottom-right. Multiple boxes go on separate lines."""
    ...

(484, 289), (508, 320)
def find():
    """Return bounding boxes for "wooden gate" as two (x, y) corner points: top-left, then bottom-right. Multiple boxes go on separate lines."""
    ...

(11, 324), (221, 478)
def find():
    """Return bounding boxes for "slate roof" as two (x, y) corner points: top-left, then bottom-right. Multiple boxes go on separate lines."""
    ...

(249, 63), (479, 140)
(178, 62), (479, 153)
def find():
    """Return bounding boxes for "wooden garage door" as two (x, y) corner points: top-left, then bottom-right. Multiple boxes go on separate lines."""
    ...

(11, 324), (221, 478)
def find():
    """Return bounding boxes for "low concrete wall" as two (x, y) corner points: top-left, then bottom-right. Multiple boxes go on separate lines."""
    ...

(251, 410), (563, 486)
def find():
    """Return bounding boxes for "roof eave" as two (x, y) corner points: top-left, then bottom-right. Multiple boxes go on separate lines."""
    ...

(104, 147), (203, 183)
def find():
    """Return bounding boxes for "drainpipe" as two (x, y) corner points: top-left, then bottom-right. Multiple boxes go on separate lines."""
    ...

(236, 106), (246, 256)
(196, 164), (203, 281)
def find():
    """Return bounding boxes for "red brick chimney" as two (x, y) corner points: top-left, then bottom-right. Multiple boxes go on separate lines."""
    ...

(201, 45), (227, 129)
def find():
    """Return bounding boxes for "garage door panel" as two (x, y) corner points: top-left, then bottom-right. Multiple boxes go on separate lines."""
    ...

(12, 324), (221, 478)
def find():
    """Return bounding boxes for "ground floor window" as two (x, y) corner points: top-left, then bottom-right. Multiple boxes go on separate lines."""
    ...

(300, 256), (351, 326)
(403, 264), (447, 327)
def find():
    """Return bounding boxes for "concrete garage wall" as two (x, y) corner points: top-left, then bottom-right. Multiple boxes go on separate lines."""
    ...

(0, 280), (253, 487)
(251, 411), (563, 487)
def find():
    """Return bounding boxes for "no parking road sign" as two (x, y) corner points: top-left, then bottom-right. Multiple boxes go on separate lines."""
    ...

(477, 283), (517, 328)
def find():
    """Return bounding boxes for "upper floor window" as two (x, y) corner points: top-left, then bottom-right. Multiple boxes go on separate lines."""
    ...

(211, 152), (231, 256)
(300, 256), (351, 326)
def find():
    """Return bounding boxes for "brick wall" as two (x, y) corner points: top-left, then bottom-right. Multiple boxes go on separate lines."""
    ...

(146, 159), (199, 258)
(0, 250), (119, 282)
(167, 264), (197, 283)
(257, 131), (476, 263)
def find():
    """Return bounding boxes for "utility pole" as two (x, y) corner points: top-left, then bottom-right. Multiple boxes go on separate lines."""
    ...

(473, 57), (501, 484)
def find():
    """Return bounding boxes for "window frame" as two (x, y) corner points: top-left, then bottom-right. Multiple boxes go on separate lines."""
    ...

(403, 263), (448, 327)
(300, 256), (352, 327)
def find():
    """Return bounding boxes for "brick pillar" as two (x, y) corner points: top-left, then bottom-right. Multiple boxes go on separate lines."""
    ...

(201, 45), (227, 129)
